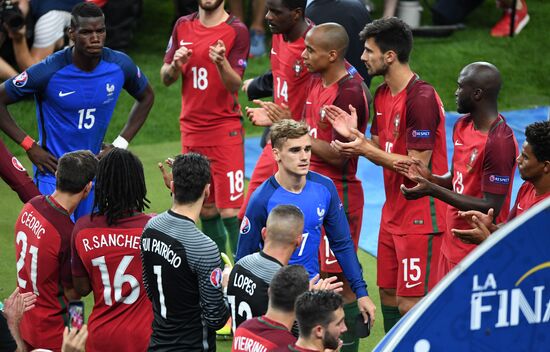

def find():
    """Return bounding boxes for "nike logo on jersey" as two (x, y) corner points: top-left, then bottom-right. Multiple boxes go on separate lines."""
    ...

(306, 101), (312, 105)
(179, 41), (193, 46)
(325, 258), (338, 265)
(376, 112), (382, 116)
(270, 48), (277, 55)
(58, 91), (75, 97)
(517, 204), (523, 210)
(455, 140), (463, 146)
(230, 193), (243, 201)
(405, 281), (422, 289)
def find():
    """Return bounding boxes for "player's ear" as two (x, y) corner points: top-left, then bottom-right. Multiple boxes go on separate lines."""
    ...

(272, 147), (280, 162)
(204, 183), (211, 199)
(170, 180), (175, 194)
(313, 324), (324, 339)
(384, 50), (396, 65)
(83, 181), (93, 198)
(261, 227), (267, 241)
(295, 232), (303, 248)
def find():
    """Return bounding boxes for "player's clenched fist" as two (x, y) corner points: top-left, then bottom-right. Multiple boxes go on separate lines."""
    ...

(209, 39), (227, 65)
(173, 45), (193, 67)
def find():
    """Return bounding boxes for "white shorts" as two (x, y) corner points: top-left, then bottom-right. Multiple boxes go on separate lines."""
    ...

(33, 10), (71, 48)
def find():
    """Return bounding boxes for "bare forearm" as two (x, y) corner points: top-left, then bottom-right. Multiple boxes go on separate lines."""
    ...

(312, 138), (347, 168)
(6, 317), (26, 352)
(160, 63), (179, 87)
(215, 60), (242, 93)
(429, 184), (502, 214)
(429, 172), (453, 189)
(363, 144), (409, 170)
(118, 85), (154, 142)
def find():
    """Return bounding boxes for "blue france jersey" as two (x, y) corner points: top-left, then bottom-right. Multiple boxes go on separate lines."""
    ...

(236, 171), (368, 298)
(4, 47), (148, 182)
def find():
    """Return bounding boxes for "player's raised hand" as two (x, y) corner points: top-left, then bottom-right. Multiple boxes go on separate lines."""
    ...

(330, 128), (369, 157)
(452, 214), (492, 244)
(457, 208), (498, 233)
(246, 106), (272, 127)
(20, 290), (37, 312)
(173, 45), (193, 67)
(357, 296), (376, 327)
(27, 143), (58, 173)
(399, 175), (433, 200)
(209, 40), (226, 65)
(252, 99), (291, 122)
(393, 157), (432, 181)
(309, 274), (344, 293)
(158, 158), (174, 190)
(324, 104), (358, 139)
(3, 288), (26, 325)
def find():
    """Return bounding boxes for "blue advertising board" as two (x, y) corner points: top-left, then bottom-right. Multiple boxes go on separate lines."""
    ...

(374, 197), (550, 352)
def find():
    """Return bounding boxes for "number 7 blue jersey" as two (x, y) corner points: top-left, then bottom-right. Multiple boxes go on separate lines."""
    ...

(236, 171), (368, 298)
(4, 47), (148, 183)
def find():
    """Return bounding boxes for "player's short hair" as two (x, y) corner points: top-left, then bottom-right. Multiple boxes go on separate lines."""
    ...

(93, 148), (150, 225)
(311, 23), (349, 58)
(270, 119), (309, 149)
(525, 121), (550, 162)
(281, 0), (307, 12)
(359, 17), (413, 63)
(295, 290), (344, 338)
(269, 265), (310, 313)
(172, 153), (211, 205)
(266, 204), (304, 246)
(71, 2), (104, 29)
(56, 150), (98, 194)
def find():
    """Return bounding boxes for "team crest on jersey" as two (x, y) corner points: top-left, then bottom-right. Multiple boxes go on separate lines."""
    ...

(317, 206), (326, 221)
(240, 216), (251, 235)
(13, 71), (28, 88)
(393, 113), (400, 137)
(11, 157), (26, 172)
(106, 83), (115, 96)
(294, 60), (303, 76)
(238, 58), (247, 69)
(466, 148), (479, 172)
(210, 267), (223, 288)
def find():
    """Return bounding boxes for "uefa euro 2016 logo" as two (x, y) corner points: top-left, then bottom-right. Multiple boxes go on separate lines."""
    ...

(470, 262), (550, 331)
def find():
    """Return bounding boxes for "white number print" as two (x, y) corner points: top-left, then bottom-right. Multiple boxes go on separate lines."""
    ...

(78, 108), (96, 129)
(226, 170), (244, 196)
(227, 295), (253, 332)
(91, 255), (140, 306)
(153, 265), (167, 318)
(275, 77), (288, 102)
(402, 257), (421, 283)
(191, 66), (208, 90)
(297, 232), (309, 256)
(453, 170), (464, 194)
(16, 231), (39, 295)
(385, 141), (393, 154)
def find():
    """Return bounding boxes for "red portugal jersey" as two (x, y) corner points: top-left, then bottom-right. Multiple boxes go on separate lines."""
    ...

(71, 213), (153, 352)
(232, 315), (296, 352)
(15, 195), (74, 351)
(442, 115), (517, 263)
(305, 72), (368, 212)
(370, 75), (448, 234)
(164, 13), (249, 147)
(271, 20), (314, 119)
(508, 181), (550, 220)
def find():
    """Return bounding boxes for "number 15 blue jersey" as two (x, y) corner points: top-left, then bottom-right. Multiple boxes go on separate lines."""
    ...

(4, 47), (148, 183)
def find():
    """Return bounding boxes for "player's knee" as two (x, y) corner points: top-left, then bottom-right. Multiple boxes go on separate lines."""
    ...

(379, 288), (397, 305)
(200, 203), (219, 218)
(396, 296), (421, 315)
(219, 207), (239, 218)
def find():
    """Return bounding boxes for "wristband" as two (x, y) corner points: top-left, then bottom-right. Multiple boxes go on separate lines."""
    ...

(20, 135), (35, 151)
(112, 136), (129, 149)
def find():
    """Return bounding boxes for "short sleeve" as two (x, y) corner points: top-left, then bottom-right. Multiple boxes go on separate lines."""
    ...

(163, 20), (179, 65)
(405, 84), (441, 150)
(115, 51), (148, 98)
(4, 61), (52, 102)
(333, 79), (368, 141)
(482, 122), (517, 194)
(227, 20), (250, 77)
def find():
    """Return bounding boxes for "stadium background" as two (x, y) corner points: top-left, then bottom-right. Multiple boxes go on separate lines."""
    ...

(0, 0), (548, 350)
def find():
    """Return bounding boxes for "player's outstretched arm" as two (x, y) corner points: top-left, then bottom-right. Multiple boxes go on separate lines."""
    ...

(0, 83), (57, 172)
(210, 40), (243, 93)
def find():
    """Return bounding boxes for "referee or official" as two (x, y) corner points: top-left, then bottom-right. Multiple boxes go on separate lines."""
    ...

(141, 153), (229, 351)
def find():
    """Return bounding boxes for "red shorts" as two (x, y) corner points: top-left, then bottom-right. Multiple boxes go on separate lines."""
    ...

(436, 250), (458, 283)
(238, 143), (278, 219)
(320, 206), (362, 273)
(182, 144), (244, 209)
(377, 228), (442, 297)
(0, 139), (39, 203)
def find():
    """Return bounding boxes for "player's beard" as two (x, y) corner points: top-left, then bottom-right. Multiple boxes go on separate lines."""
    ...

(199, 0), (224, 11)
(322, 330), (340, 350)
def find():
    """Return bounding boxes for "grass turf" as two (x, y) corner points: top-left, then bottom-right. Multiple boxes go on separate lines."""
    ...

(0, 0), (548, 350)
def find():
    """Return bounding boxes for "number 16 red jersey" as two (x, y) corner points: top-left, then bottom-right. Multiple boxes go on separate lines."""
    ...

(71, 213), (153, 352)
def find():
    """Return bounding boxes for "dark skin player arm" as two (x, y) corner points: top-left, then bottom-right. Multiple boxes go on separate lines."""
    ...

(0, 83), (58, 172)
